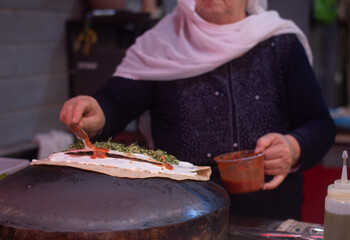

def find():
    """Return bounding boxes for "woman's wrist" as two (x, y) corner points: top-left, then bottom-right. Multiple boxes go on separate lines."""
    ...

(285, 134), (301, 168)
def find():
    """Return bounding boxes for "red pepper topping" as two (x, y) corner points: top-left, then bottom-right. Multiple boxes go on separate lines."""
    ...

(164, 162), (173, 170)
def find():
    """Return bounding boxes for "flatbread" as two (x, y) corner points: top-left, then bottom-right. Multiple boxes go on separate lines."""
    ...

(31, 150), (211, 181)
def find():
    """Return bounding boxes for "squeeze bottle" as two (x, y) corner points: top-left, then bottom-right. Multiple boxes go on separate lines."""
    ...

(324, 150), (350, 240)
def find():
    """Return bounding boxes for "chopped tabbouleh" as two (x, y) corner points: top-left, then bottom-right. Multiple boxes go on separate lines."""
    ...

(66, 139), (179, 165)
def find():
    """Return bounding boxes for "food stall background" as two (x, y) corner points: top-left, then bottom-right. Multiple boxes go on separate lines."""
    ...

(0, 0), (347, 224)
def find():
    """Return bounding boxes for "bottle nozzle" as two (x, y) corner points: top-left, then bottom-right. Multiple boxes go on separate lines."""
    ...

(341, 150), (348, 184)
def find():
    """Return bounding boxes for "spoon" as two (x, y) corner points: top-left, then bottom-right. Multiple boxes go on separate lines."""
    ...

(69, 124), (91, 149)
(69, 124), (108, 159)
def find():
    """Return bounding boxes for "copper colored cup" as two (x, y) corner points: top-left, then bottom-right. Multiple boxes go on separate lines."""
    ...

(214, 150), (264, 194)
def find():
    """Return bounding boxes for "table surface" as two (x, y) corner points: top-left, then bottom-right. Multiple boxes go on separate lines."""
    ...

(229, 216), (281, 240)
(228, 215), (323, 240)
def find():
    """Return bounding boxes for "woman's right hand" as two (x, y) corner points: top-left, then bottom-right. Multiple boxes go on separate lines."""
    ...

(59, 95), (106, 138)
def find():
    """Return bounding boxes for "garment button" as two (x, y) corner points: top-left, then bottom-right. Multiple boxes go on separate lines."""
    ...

(206, 153), (212, 158)
(271, 42), (275, 47)
(255, 95), (260, 100)
(214, 91), (220, 96)
(233, 143), (238, 148)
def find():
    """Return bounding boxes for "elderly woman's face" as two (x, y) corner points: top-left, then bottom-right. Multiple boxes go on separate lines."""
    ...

(195, 0), (247, 24)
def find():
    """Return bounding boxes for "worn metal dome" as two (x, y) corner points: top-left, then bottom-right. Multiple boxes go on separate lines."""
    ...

(0, 165), (229, 239)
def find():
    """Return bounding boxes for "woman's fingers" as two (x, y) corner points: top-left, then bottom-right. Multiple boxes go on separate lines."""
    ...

(255, 133), (299, 190)
(59, 96), (106, 137)
(263, 175), (285, 190)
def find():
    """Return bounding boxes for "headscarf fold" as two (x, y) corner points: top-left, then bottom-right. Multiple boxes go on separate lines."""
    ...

(114, 0), (312, 80)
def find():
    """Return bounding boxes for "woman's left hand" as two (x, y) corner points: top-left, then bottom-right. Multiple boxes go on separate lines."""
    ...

(254, 133), (301, 190)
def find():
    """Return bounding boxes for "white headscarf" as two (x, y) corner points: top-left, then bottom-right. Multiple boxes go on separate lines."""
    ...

(113, 0), (312, 81)
(247, 0), (267, 14)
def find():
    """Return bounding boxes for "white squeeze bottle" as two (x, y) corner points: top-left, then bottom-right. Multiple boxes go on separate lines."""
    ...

(324, 150), (350, 240)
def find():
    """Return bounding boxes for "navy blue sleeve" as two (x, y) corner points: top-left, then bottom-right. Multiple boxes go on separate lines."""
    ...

(285, 38), (336, 171)
(92, 77), (153, 141)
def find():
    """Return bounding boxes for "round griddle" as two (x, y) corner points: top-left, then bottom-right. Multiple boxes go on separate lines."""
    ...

(0, 165), (229, 240)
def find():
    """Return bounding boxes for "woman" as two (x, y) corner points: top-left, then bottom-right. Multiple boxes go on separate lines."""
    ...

(60, 0), (335, 220)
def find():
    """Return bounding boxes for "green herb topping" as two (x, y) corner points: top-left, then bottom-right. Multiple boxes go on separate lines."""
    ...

(66, 138), (179, 165)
